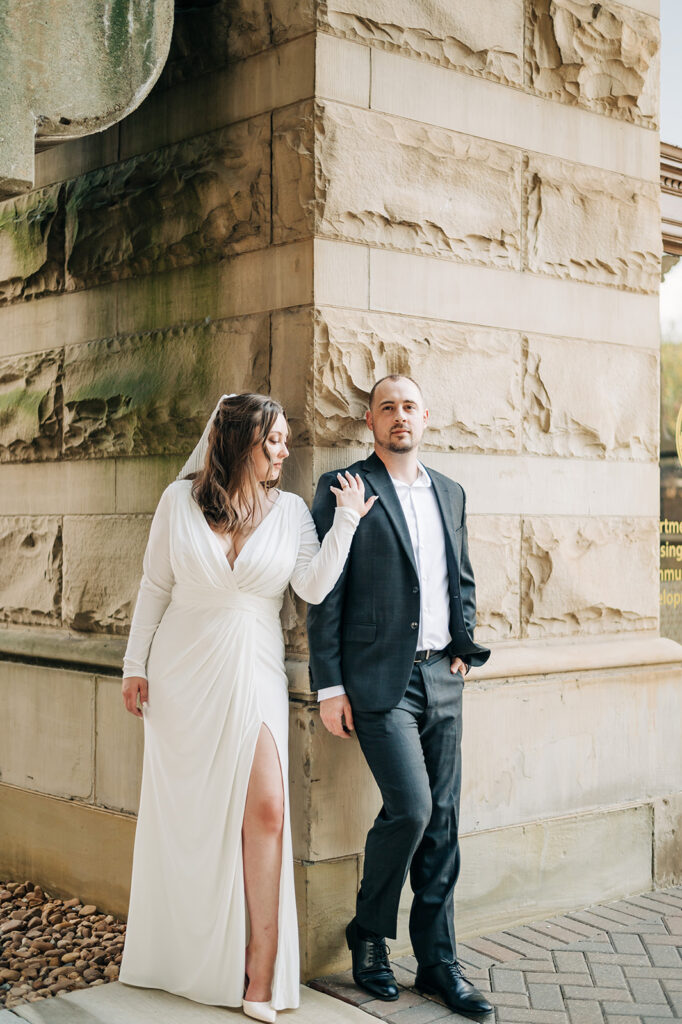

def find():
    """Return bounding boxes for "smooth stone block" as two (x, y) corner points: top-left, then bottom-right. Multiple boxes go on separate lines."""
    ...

(119, 35), (315, 159)
(0, 240), (313, 359)
(367, 247), (660, 350)
(370, 46), (660, 181)
(461, 663), (682, 833)
(312, 447), (659, 517)
(289, 702), (381, 862)
(295, 856), (360, 979)
(0, 662), (94, 800)
(0, 781), (135, 920)
(95, 676), (144, 814)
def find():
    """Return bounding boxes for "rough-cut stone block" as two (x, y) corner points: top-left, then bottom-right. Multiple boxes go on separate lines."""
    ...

(62, 515), (151, 633)
(161, 0), (270, 88)
(274, 101), (523, 269)
(522, 516), (658, 638)
(312, 307), (522, 452)
(468, 515), (521, 641)
(95, 677), (144, 814)
(319, 0), (524, 86)
(0, 350), (61, 461)
(0, 515), (61, 624)
(523, 334), (658, 460)
(525, 155), (660, 293)
(526, 0), (660, 128)
(271, 306), (315, 445)
(62, 313), (269, 458)
(289, 703), (381, 861)
(272, 102), (316, 244)
(0, 662), (93, 800)
(281, 591), (308, 657)
(64, 116), (270, 290)
(654, 793), (682, 887)
(0, 184), (64, 303)
(270, 0), (315, 45)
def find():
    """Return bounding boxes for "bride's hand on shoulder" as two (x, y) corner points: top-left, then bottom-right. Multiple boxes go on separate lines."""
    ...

(330, 471), (377, 519)
(122, 676), (149, 718)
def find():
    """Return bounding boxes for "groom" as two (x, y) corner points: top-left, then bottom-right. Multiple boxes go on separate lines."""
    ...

(307, 375), (492, 1017)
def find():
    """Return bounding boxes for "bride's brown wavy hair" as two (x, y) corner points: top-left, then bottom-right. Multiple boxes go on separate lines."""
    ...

(190, 393), (287, 534)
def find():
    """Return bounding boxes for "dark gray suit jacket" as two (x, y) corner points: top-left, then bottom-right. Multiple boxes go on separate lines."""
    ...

(307, 452), (491, 712)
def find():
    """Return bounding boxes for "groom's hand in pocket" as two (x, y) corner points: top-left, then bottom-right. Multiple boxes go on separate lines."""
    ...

(319, 694), (354, 739)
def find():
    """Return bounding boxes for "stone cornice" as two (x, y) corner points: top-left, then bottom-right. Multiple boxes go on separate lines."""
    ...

(661, 142), (682, 255)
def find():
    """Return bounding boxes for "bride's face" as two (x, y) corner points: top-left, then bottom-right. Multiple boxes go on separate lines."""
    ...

(251, 412), (290, 483)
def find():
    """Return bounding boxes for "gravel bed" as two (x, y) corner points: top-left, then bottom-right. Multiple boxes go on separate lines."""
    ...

(0, 879), (125, 1008)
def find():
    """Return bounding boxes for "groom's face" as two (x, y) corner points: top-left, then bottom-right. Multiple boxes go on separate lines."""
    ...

(365, 378), (428, 454)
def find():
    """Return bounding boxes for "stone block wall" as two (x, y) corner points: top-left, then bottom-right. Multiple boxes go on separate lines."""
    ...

(0, 0), (678, 982)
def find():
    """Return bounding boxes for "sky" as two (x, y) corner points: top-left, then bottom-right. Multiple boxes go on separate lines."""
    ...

(661, 0), (682, 146)
(661, 0), (682, 339)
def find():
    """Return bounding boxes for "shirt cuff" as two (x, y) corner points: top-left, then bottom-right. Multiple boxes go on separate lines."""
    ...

(316, 684), (347, 702)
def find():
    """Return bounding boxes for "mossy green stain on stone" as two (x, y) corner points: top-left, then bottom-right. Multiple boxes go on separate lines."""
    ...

(103, 0), (158, 92)
(0, 187), (60, 281)
(61, 313), (269, 457)
(0, 388), (44, 430)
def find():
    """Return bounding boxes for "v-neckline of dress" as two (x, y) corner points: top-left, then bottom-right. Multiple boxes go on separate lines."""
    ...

(198, 488), (282, 573)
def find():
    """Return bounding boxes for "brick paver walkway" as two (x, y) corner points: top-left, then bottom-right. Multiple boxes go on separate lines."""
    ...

(309, 887), (682, 1023)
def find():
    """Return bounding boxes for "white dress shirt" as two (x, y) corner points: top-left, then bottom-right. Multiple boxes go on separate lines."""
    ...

(317, 461), (452, 702)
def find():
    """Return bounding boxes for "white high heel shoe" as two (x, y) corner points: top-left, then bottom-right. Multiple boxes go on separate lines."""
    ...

(242, 998), (276, 1023)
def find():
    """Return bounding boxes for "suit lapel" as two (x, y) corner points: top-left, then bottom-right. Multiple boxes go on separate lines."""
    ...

(426, 468), (460, 575)
(362, 453), (419, 580)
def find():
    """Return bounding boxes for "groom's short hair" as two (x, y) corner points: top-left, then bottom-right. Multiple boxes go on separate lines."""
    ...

(368, 374), (424, 409)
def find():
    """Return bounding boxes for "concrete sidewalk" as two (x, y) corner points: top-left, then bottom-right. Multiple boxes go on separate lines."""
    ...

(0, 982), (369, 1023)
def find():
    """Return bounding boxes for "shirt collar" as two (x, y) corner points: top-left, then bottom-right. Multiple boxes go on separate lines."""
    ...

(388, 460), (432, 489)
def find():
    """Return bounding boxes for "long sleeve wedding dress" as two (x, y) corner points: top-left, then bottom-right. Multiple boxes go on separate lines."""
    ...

(118, 478), (358, 1010)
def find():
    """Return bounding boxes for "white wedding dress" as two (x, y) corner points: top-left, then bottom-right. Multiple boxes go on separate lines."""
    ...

(118, 478), (358, 1010)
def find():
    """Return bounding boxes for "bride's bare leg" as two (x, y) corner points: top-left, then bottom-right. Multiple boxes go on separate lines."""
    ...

(243, 724), (284, 1003)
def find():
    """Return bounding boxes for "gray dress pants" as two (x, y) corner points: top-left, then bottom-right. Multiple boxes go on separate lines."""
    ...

(352, 652), (464, 967)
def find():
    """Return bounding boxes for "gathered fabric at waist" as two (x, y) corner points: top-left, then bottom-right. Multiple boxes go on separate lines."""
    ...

(170, 583), (282, 625)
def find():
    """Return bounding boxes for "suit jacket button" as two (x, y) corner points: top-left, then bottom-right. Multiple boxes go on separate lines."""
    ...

(412, 586), (419, 594)
(411, 622), (418, 629)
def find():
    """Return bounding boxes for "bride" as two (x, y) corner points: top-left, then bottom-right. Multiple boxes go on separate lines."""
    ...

(119, 392), (375, 1022)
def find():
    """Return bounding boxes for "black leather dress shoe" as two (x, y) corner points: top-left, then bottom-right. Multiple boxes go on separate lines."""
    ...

(414, 961), (493, 1017)
(345, 918), (399, 1001)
